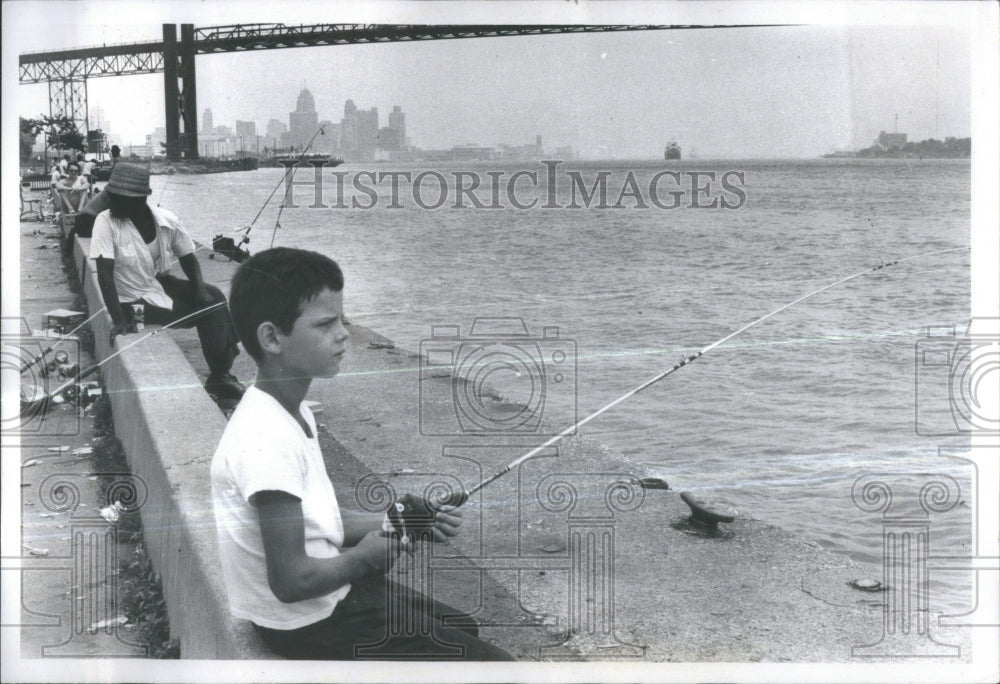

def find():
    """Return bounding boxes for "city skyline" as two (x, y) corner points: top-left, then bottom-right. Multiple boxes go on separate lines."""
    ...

(183, 93), (565, 162)
(7, 4), (977, 160)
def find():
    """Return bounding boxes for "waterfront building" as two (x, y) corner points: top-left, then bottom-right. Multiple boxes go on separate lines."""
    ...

(314, 120), (340, 154)
(202, 108), (214, 135)
(389, 105), (406, 147)
(876, 131), (908, 150)
(554, 145), (577, 160)
(497, 134), (545, 160)
(235, 120), (258, 156)
(147, 126), (167, 156)
(235, 120), (256, 140)
(377, 126), (403, 150)
(450, 143), (495, 160)
(339, 99), (380, 161)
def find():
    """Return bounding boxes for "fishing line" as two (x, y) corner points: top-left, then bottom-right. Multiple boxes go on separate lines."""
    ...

(20, 301), (227, 416)
(156, 169), (174, 207)
(429, 246), (968, 507)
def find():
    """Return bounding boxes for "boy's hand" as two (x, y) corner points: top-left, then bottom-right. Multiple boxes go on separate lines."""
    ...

(387, 494), (464, 544)
(354, 529), (401, 573)
(429, 505), (463, 543)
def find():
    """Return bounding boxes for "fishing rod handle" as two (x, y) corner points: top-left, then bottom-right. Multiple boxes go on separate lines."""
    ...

(433, 489), (470, 509)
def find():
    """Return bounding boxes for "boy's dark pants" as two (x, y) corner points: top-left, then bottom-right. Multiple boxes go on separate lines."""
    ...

(254, 574), (514, 661)
(130, 274), (240, 374)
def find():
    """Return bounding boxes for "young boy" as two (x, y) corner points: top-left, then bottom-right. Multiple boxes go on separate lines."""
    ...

(211, 247), (513, 660)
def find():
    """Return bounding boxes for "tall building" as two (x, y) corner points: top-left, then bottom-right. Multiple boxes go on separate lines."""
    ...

(265, 119), (288, 151)
(288, 88), (319, 150)
(235, 120), (256, 139)
(389, 105), (406, 147)
(339, 99), (359, 156)
(358, 107), (379, 157)
(312, 120), (340, 154)
(202, 109), (214, 135)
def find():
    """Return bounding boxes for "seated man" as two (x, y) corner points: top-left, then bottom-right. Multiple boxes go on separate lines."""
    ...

(212, 247), (513, 660)
(89, 162), (244, 400)
(55, 162), (90, 214)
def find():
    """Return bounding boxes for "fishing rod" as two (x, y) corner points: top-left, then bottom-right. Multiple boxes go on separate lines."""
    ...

(402, 246), (968, 518)
(20, 301), (227, 417)
(19, 307), (107, 374)
(228, 125), (329, 255)
(269, 125), (330, 249)
(156, 168), (175, 207)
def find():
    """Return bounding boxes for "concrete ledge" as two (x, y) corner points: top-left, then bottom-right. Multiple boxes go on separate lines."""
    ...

(72, 237), (278, 659)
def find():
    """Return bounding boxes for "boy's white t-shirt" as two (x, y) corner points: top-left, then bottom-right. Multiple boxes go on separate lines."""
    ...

(211, 385), (350, 630)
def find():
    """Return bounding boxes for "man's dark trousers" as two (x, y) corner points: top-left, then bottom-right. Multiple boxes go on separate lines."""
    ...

(130, 274), (240, 374)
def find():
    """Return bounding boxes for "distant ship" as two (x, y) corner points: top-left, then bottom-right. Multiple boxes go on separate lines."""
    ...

(277, 154), (343, 166)
(664, 141), (681, 160)
(263, 153), (344, 168)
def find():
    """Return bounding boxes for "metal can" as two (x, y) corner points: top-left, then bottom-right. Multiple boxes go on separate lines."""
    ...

(131, 304), (145, 330)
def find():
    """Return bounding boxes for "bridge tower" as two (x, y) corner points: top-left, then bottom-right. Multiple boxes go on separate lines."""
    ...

(48, 78), (88, 151)
(163, 23), (199, 160)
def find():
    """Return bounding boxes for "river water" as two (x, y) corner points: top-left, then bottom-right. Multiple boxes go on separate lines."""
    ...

(151, 158), (974, 613)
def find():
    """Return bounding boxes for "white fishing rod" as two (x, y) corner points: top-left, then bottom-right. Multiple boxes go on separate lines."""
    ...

(228, 124), (329, 254)
(428, 246), (968, 508)
(20, 301), (227, 415)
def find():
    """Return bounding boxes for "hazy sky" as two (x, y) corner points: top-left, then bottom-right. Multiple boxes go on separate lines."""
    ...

(7, 2), (975, 159)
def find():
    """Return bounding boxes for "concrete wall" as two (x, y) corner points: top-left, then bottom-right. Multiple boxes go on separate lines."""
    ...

(71, 235), (277, 659)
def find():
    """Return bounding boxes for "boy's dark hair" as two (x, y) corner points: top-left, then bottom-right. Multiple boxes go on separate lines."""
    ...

(230, 247), (344, 360)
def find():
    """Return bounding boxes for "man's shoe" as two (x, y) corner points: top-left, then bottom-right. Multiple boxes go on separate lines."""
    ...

(205, 372), (245, 401)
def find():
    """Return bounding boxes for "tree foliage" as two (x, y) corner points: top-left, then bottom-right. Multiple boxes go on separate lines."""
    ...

(857, 136), (971, 159)
(21, 115), (87, 156)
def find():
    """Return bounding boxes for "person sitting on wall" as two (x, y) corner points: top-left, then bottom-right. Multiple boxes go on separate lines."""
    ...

(211, 247), (514, 661)
(89, 162), (245, 401)
(54, 162), (90, 214)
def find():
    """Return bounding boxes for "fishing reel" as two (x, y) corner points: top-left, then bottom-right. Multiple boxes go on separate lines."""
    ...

(39, 350), (77, 380)
(381, 490), (469, 544)
(211, 232), (251, 263)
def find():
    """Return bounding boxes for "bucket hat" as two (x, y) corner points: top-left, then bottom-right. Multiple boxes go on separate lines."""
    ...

(105, 162), (152, 197)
